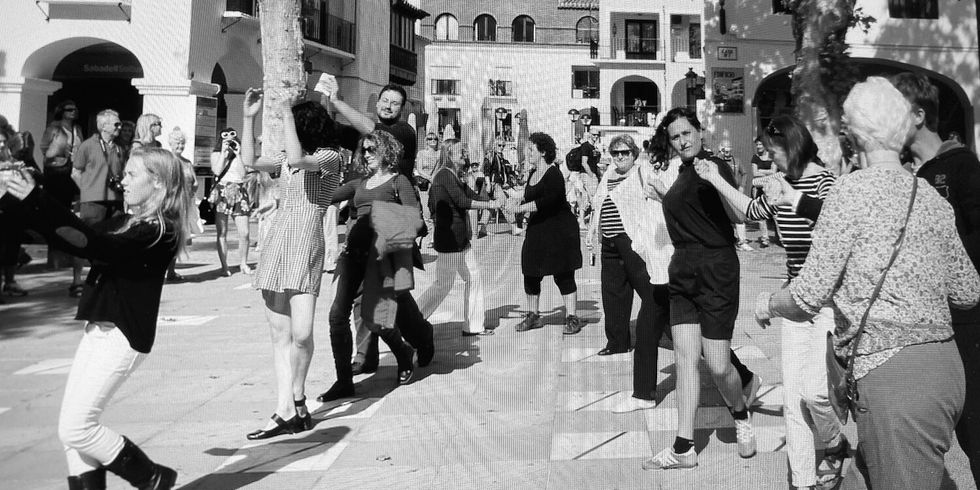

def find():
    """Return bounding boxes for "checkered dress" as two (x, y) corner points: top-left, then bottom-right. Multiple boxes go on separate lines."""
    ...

(254, 148), (342, 295)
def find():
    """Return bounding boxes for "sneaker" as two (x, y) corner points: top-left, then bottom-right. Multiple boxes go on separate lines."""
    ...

(562, 315), (584, 335)
(642, 447), (698, 470)
(514, 312), (543, 332)
(758, 239), (770, 248)
(734, 418), (757, 458)
(611, 396), (656, 413)
(743, 374), (763, 408)
(737, 240), (754, 252)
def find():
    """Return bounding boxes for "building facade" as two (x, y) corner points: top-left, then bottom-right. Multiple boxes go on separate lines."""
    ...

(418, 0), (707, 160)
(0, 0), (427, 169)
(701, 0), (979, 162)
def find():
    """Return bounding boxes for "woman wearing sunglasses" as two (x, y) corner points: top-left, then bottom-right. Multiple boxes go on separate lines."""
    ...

(318, 130), (421, 402)
(415, 132), (440, 243)
(210, 126), (253, 276)
(131, 114), (163, 150)
(695, 115), (847, 488)
(586, 134), (675, 413)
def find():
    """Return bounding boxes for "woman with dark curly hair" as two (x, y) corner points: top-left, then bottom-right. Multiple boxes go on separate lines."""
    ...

(507, 132), (585, 335)
(239, 89), (343, 440)
(318, 130), (421, 402)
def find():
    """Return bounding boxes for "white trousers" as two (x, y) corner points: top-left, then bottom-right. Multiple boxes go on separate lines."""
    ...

(417, 247), (486, 333)
(59, 322), (145, 475)
(782, 307), (843, 487)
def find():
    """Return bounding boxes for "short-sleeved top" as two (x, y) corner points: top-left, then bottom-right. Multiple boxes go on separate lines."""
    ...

(580, 141), (601, 178)
(751, 153), (773, 172)
(72, 134), (124, 203)
(331, 173), (418, 252)
(338, 118), (417, 179)
(273, 148), (343, 208)
(662, 152), (738, 248)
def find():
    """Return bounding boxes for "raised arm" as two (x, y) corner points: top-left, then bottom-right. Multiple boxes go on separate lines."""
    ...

(695, 159), (748, 222)
(240, 88), (279, 173)
(324, 95), (375, 136)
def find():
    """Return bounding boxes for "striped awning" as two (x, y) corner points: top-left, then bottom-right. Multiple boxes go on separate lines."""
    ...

(557, 0), (598, 9)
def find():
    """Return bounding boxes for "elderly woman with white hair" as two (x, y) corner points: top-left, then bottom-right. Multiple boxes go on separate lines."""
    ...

(755, 76), (980, 489)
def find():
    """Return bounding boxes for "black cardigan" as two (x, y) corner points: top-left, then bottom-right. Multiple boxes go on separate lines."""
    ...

(19, 188), (177, 353)
(429, 168), (487, 253)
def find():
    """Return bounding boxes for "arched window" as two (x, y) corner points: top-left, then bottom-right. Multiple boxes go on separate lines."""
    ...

(575, 16), (598, 44)
(434, 13), (459, 41)
(474, 14), (497, 41)
(512, 15), (535, 43)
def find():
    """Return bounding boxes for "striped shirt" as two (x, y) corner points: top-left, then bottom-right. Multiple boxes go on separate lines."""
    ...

(746, 170), (836, 278)
(599, 175), (627, 238)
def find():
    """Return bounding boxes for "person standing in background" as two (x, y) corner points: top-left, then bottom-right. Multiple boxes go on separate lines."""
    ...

(750, 137), (773, 248)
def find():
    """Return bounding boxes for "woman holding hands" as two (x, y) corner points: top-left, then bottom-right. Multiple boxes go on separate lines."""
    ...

(240, 89), (342, 440)
(417, 140), (503, 336)
(508, 132), (585, 335)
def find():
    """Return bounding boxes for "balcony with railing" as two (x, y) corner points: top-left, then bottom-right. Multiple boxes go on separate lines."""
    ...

(601, 106), (659, 127)
(301, 3), (356, 55)
(389, 45), (419, 85)
(597, 37), (661, 62)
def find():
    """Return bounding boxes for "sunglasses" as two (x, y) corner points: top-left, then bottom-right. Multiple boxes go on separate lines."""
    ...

(113, 122), (122, 128)
(610, 149), (631, 157)
(221, 131), (237, 139)
(151, 122), (162, 127)
(64, 107), (78, 112)
(426, 137), (438, 141)
(362, 146), (377, 154)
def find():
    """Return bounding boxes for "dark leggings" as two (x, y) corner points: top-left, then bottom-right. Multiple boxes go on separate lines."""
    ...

(523, 271), (576, 296)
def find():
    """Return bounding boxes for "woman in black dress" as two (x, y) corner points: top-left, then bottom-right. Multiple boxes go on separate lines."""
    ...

(507, 132), (584, 335)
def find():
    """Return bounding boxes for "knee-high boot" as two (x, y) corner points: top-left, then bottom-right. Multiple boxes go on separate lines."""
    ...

(104, 437), (176, 489)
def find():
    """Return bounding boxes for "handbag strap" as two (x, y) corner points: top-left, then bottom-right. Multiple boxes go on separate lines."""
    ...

(214, 152), (235, 184)
(845, 176), (919, 370)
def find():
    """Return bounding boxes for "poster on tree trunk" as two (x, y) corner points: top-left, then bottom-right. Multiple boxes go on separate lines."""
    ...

(711, 68), (745, 114)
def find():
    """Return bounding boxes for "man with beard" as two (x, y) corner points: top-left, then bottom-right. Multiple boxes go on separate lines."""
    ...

(320, 81), (435, 376)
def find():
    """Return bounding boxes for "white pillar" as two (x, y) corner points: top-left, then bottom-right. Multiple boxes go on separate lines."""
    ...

(132, 78), (219, 157)
(0, 77), (62, 163)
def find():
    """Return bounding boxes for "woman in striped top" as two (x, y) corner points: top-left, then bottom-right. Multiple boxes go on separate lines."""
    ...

(240, 89), (342, 440)
(587, 134), (676, 412)
(695, 115), (846, 489)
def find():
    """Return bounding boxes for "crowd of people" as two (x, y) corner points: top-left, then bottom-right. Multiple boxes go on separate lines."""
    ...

(0, 68), (979, 490)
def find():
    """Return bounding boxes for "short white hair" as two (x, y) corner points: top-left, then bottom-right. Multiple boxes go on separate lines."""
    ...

(96, 109), (119, 129)
(168, 126), (186, 146)
(842, 77), (912, 153)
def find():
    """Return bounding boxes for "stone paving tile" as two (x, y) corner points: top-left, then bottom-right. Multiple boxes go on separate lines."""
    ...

(330, 434), (553, 469)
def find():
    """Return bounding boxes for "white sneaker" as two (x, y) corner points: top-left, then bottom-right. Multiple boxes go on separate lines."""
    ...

(611, 396), (656, 413)
(737, 240), (755, 252)
(642, 447), (698, 470)
(734, 418), (757, 458)
(743, 374), (763, 408)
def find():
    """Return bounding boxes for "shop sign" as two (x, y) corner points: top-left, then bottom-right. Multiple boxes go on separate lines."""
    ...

(194, 97), (217, 168)
(711, 68), (745, 114)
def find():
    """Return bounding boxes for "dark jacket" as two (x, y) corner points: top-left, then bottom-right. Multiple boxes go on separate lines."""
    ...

(918, 143), (980, 324)
(19, 188), (177, 353)
(429, 167), (487, 253)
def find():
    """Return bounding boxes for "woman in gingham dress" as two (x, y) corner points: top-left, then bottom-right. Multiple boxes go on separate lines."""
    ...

(239, 89), (342, 440)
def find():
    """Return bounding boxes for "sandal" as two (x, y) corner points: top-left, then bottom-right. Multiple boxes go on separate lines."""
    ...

(816, 435), (849, 489)
(68, 284), (85, 298)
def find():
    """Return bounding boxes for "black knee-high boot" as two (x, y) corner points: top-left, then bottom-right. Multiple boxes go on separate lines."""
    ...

(104, 437), (176, 489)
(68, 468), (106, 490)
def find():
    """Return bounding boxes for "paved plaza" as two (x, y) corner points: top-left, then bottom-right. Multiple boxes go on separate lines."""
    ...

(0, 224), (975, 489)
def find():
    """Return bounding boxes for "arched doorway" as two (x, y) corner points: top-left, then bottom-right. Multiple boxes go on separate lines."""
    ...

(754, 60), (972, 146)
(211, 64), (229, 134)
(48, 42), (144, 135)
(610, 76), (659, 127)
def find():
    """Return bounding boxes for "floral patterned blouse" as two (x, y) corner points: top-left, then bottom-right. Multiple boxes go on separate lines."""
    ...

(789, 166), (980, 379)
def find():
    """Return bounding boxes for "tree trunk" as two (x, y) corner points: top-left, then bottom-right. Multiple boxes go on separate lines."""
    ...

(788, 0), (856, 175)
(258, 0), (306, 158)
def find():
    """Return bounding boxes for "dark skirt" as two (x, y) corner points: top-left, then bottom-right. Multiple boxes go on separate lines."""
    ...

(521, 208), (582, 277)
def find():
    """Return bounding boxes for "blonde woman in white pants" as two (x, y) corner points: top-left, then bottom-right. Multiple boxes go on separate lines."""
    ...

(417, 140), (502, 335)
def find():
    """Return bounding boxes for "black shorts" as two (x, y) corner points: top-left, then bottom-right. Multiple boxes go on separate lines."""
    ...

(667, 244), (740, 340)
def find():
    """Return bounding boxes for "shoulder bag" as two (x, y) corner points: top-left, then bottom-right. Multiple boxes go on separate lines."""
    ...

(826, 176), (918, 423)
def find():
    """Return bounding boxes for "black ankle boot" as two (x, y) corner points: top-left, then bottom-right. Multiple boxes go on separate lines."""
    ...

(74, 468), (107, 490)
(105, 437), (177, 489)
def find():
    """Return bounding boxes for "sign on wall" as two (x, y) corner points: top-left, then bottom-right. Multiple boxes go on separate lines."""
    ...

(711, 68), (745, 114)
(194, 97), (217, 168)
(717, 46), (738, 61)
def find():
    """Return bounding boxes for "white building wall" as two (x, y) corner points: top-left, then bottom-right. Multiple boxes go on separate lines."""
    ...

(702, 0), (979, 160)
(424, 43), (592, 160)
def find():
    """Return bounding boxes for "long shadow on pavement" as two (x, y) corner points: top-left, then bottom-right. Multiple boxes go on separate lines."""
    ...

(179, 426), (351, 490)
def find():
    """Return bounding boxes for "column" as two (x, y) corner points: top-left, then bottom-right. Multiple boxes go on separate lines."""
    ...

(0, 77), (62, 163)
